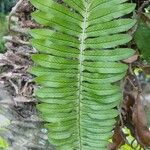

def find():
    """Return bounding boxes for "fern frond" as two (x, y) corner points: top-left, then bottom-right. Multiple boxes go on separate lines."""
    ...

(30, 0), (136, 149)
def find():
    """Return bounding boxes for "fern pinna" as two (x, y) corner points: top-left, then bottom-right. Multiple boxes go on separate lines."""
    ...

(30, 0), (136, 149)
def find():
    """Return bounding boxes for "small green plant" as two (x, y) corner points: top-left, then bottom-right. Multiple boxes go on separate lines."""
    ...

(0, 13), (7, 52)
(0, 112), (10, 149)
(0, 136), (9, 149)
(134, 15), (150, 63)
(30, 0), (136, 149)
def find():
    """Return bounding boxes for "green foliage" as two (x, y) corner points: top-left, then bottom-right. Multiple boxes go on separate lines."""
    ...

(30, 0), (136, 149)
(0, 0), (16, 13)
(0, 0), (11, 52)
(0, 13), (7, 52)
(134, 14), (150, 63)
(120, 128), (143, 150)
(0, 112), (10, 149)
(0, 136), (9, 149)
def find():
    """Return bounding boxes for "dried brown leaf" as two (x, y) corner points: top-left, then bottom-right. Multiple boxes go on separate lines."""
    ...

(132, 94), (150, 148)
(108, 123), (125, 150)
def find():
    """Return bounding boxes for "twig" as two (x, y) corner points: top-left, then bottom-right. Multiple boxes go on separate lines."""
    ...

(126, 76), (138, 91)
(20, 81), (29, 95)
(138, 0), (150, 14)
(10, 26), (29, 34)
(0, 101), (14, 105)
(8, 79), (19, 95)
(8, 0), (24, 30)
(117, 105), (124, 127)
(120, 130), (136, 150)
(3, 36), (30, 45)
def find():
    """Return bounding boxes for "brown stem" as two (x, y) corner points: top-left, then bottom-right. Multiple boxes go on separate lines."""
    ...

(138, 0), (150, 14)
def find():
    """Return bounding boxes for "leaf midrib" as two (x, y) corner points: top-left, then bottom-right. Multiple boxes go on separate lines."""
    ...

(78, 1), (90, 150)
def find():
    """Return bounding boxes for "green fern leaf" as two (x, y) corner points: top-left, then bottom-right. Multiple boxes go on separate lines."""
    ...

(30, 0), (136, 149)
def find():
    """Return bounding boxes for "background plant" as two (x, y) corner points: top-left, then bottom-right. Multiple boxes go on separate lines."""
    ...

(0, 0), (16, 13)
(0, 13), (7, 52)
